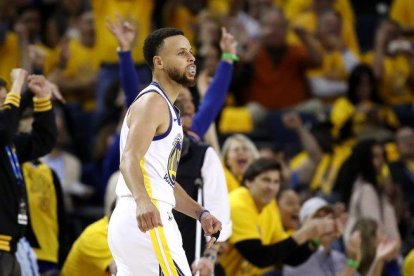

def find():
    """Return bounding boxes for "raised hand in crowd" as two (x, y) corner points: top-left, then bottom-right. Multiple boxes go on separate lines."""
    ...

(106, 13), (137, 52)
(47, 80), (66, 104)
(10, 68), (28, 95)
(282, 112), (303, 130)
(346, 231), (362, 264)
(27, 75), (50, 98)
(375, 237), (399, 262)
(292, 216), (336, 245)
(220, 27), (238, 64)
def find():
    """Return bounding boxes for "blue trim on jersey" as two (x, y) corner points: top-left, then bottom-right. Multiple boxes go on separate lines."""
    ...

(132, 89), (174, 141)
(151, 81), (182, 126)
(153, 108), (173, 141)
(173, 260), (185, 276)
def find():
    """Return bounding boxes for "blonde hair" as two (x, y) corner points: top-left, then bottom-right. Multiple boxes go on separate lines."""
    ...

(221, 134), (259, 169)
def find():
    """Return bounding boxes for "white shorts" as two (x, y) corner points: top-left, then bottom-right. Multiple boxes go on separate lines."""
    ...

(108, 197), (191, 276)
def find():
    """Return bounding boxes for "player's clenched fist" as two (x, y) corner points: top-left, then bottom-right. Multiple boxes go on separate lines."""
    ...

(135, 197), (163, 232)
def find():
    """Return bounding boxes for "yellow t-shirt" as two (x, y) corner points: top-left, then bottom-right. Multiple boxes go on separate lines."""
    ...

(284, 0), (355, 25)
(363, 52), (414, 105)
(390, 0), (414, 28)
(23, 162), (58, 263)
(290, 11), (359, 55)
(207, 0), (231, 16)
(61, 217), (113, 276)
(58, 39), (99, 108)
(310, 144), (351, 195)
(307, 50), (349, 83)
(220, 187), (289, 276)
(289, 151), (309, 170)
(219, 107), (254, 134)
(0, 32), (20, 88)
(224, 166), (242, 193)
(330, 96), (400, 139)
(63, 39), (100, 79)
(92, 0), (154, 64)
(403, 249), (414, 276)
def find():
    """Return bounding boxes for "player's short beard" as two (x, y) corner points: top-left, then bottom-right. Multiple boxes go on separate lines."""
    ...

(166, 67), (196, 87)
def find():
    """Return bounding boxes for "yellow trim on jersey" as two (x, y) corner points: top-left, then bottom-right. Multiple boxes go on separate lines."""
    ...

(0, 235), (12, 241)
(0, 235), (11, 252)
(140, 159), (179, 276)
(0, 242), (10, 252)
(3, 92), (21, 108)
(33, 97), (52, 112)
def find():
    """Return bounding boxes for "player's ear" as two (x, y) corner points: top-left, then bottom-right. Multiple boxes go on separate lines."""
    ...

(153, 56), (163, 69)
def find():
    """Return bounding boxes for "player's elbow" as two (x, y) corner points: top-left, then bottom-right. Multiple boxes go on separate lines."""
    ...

(120, 152), (142, 176)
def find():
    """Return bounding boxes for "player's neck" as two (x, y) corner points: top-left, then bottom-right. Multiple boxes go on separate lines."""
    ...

(152, 73), (182, 104)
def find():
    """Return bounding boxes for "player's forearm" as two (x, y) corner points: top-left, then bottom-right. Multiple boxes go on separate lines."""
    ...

(173, 182), (203, 220)
(119, 154), (151, 201)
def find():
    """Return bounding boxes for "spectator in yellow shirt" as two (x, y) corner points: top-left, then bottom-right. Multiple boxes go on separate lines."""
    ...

(366, 19), (414, 105)
(308, 10), (359, 102)
(390, 0), (414, 37)
(221, 134), (259, 193)
(404, 249), (414, 276)
(290, 0), (359, 55)
(284, 0), (355, 25)
(48, 10), (99, 110)
(364, 19), (414, 125)
(331, 64), (400, 142)
(15, 5), (59, 75)
(0, 27), (21, 86)
(61, 203), (116, 276)
(92, 0), (154, 118)
(219, 158), (337, 275)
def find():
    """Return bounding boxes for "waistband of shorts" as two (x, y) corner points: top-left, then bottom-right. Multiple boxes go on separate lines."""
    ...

(119, 195), (174, 211)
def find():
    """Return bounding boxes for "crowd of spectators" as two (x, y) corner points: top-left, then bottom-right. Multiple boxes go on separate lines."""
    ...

(1, 0), (414, 275)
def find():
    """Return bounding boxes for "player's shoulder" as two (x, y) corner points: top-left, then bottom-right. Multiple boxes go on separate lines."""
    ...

(130, 90), (168, 113)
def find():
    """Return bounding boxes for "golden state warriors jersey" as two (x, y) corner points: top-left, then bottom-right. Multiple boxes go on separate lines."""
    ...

(116, 82), (183, 207)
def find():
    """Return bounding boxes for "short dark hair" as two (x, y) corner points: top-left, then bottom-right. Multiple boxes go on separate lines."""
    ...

(143, 28), (184, 70)
(242, 158), (282, 185)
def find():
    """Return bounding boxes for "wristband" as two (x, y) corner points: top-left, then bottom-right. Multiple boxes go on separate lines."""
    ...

(310, 239), (320, 249)
(346, 258), (360, 269)
(198, 209), (210, 222)
(221, 52), (240, 62)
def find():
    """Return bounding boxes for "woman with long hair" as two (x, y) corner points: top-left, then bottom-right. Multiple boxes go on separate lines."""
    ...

(341, 139), (400, 246)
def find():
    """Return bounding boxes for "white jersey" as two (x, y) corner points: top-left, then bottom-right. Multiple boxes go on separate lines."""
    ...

(116, 82), (183, 207)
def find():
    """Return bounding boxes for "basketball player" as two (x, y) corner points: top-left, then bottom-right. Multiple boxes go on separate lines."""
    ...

(108, 28), (222, 276)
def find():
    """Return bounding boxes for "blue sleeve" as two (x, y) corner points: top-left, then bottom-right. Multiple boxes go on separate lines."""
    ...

(101, 134), (121, 187)
(118, 51), (140, 107)
(101, 52), (139, 187)
(191, 61), (233, 137)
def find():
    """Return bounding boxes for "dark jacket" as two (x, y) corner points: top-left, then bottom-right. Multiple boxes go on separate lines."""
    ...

(0, 101), (57, 253)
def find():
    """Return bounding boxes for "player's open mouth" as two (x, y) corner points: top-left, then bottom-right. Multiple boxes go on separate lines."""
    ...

(186, 65), (196, 76)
